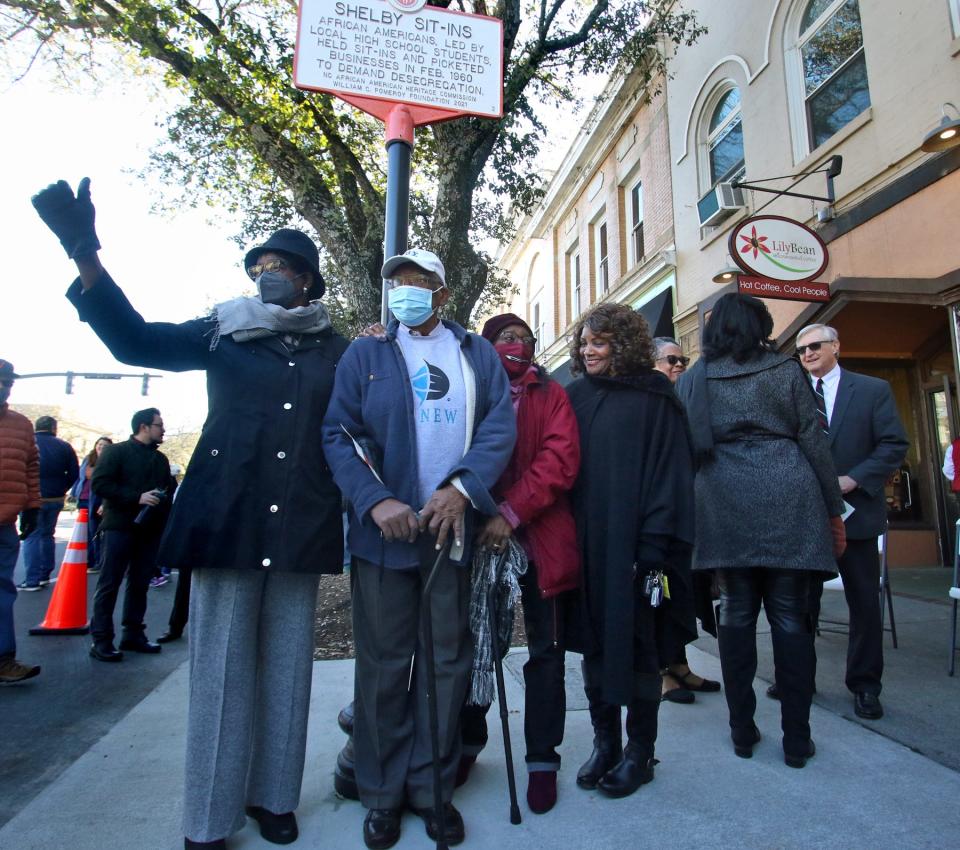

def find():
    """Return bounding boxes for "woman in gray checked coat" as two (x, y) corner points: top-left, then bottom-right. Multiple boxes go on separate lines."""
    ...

(676, 293), (846, 770)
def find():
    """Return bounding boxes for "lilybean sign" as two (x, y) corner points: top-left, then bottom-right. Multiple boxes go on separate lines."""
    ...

(729, 214), (829, 283)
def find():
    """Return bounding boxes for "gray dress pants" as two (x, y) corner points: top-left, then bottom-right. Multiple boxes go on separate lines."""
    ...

(183, 568), (319, 843)
(352, 544), (472, 810)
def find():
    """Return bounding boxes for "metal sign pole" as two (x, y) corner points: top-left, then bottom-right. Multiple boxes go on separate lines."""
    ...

(381, 106), (414, 326)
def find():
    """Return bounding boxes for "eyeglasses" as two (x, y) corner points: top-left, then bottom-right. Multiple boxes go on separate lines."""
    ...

(657, 354), (690, 367)
(246, 259), (289, 280)
(796, 340), (832, 356)
(386, 275), (441, 290)
(150, 421), (164, 429)
(497, 331), (536, 346)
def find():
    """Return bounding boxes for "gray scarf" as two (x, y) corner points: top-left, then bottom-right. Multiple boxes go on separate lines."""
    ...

(207, 297), (332, 350)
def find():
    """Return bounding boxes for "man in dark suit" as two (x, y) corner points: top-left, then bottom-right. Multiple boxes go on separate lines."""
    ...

(795, 323), (908, 720)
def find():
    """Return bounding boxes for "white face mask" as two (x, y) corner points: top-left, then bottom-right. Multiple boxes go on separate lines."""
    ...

(388, 285), (440, 327)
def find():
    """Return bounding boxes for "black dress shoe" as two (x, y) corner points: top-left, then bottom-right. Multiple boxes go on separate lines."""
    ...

(89, 643), (123, 662)
(854, 692), (883, 720)
(184, 838), (226, 849)
(410, 801), (465, 845)
(245, 806), (297, 845)
(732, 724), (762, 759)
(784, 739), (816, 769)
(119, 637), (162, 654)
(363, 808), (402, 850)
(156, 630), (183, 644)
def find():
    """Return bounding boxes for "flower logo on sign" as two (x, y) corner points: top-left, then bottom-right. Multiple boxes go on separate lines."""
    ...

(739, 225), (770, 260)
(387, 0), (427, 11)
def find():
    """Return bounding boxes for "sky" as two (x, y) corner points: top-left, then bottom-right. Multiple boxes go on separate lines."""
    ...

(0, 42), (597, 441)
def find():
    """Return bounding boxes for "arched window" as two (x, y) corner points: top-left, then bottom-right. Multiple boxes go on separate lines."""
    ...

(706, 87), (745, 186)
(798, 0), (870, 150)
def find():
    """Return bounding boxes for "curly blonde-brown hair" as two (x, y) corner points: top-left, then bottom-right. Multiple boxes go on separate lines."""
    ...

(568, 302), (656, 377)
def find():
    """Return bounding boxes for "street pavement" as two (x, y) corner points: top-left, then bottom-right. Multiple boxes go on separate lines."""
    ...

(1, 514), (959, 849)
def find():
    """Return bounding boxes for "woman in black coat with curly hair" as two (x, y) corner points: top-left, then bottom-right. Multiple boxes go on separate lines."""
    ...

(564, 303), (697, 799)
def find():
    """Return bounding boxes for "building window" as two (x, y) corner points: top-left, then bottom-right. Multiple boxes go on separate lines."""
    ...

(532, 302), (543, 354)
(799, 0), (870, 150)
(568, 250), (581, 321)
(706, 87), (745, 186)
(630, 182), (645, 265)
(597, 222), (609, 295)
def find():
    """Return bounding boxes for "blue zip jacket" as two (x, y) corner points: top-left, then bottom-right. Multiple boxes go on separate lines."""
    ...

(36, 432), (79, 499)
(322, 319), (516, 568)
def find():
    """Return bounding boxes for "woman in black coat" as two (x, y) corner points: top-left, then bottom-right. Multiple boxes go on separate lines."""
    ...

(565, 303), (697, 799)
(32, 179), (348, 850)
(676, 294), (845, 769)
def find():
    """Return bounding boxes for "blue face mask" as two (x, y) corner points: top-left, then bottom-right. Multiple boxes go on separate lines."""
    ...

(257, 271), (301, 307)
(388, 285), (439, 327)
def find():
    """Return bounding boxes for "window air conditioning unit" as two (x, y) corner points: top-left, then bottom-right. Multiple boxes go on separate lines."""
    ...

(696, 181), (746, 227)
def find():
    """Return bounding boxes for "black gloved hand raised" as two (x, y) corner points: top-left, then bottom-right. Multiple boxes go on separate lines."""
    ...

(31, 177), (101, 259)
(18, 508), (39, 541)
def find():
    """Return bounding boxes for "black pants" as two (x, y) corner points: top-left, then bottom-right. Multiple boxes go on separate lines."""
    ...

(810, 537), (883, 696)
(461, 566), (569, 769)
(91, 529), (160, 644)
(716, 568), (814, 756)
(169, 565), (192, 634)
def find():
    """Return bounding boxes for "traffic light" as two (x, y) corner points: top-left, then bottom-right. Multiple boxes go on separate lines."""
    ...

(141, 373), (150, 396)
(65, 371), (74, 394)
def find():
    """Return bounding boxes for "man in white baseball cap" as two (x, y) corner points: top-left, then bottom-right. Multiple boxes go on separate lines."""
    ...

(323, 247), (515, 849)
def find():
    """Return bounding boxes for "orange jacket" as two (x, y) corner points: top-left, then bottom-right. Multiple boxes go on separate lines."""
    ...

(0, 405), (41, 525)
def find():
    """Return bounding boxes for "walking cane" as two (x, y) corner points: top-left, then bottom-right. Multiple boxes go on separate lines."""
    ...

(421, 541), (451, 850)
(488, 579), (522, 825)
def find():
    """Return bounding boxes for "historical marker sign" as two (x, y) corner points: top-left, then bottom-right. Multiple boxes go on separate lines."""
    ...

(729, 214), (829, 283)
(294, 0), (504, 120)
(738, 275), (830, 303)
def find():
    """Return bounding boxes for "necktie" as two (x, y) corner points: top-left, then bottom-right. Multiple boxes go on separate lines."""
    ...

(815, 378), (828, 434)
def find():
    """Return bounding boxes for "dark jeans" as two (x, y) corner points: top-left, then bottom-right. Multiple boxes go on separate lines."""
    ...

(78, 499), (102, 572)
(91, 528), (160, 645)
(461, 566), (569, 770)
(717, 568), (815, 755)
(810, 537), (883, 696)
(23, 500), (63, 585)
(169, 565), (192, 634)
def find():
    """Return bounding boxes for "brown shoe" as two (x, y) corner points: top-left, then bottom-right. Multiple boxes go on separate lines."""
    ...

(0, 657), (41, 683)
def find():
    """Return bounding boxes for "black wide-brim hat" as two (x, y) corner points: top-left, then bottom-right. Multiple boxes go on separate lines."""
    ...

(0, 359), (18, 380)
(244, 228), (326, 299)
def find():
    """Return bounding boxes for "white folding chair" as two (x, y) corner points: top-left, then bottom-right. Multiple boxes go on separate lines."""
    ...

(818, 530), (898, 648)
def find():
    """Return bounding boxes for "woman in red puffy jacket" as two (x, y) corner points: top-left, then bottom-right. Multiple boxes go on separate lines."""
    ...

(458, 312), (581, 816)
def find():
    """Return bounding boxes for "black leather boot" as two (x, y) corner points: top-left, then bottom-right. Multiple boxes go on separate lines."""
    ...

(576, 668), (622, 789)
(770, 628), (815, 762)
(598, 698), (658, 798)
(717, 624), (760, 751)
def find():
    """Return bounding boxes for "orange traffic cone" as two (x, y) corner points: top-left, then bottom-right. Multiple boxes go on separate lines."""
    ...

(30, 508), (90, 635)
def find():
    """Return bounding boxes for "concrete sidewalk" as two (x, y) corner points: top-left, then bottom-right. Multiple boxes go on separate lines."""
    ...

(2, 644), (959, 850)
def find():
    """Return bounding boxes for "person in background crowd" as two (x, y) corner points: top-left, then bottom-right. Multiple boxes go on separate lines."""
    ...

(89, 407), (172, 661)
(457, 312), (580, 815)
(70, 435), (113, 575)
(0, 359), (41, 683)
(323, 248), (515, 850)
(793, 323), (908, 721)
(565, 304), (697, 799)
(151, 463), (181, 589)
(32, 177), (348, 850)
(677, 295), (846, 769)
(19, 415), (78, 590)
(652, 337), (720, 705)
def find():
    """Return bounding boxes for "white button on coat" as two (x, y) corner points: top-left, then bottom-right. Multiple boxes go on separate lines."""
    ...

(210, 449), (219, 456)
(283, 403), (292, 410)
(261, 558), (271, 567)
(277, 452), (286, 459)
(270, 505), (278, 513)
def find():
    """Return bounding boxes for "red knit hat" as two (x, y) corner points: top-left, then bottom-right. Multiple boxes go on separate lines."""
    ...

(480, 312), (533, 343)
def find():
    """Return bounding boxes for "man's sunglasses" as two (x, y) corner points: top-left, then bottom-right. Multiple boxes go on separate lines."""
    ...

(796, 340), (832, 356)
(657, 354), (690, 367)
